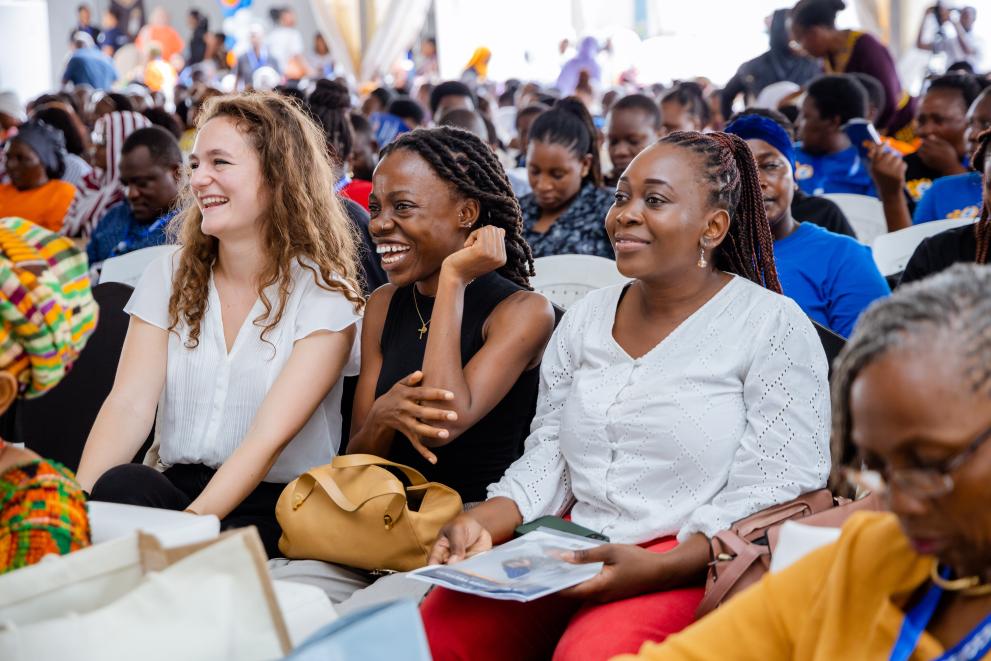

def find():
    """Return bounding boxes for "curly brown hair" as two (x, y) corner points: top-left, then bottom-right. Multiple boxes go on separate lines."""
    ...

(167, 91), (364, 348)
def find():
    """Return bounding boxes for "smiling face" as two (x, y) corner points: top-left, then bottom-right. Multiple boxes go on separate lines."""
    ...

(790, 23), (831, 58)
(368, 149), (472, 286)
(526, 140), (590, 212)
(119, 146), (180, 223)
(606, 107), (658, 177)
(188, 116), (269, 242)
(850, 345), (991, 573)
(746, 138), (794, 230)
(605, 142), (728, 282)
(4, 139), (48, 191)
(917, 88), (970, 157)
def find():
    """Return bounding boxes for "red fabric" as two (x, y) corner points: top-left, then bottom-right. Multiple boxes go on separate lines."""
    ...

(421, 536), (705, 661)
(341, 179), (372, 211)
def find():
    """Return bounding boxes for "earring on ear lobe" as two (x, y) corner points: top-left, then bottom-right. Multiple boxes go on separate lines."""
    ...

(697, 242), (708, 269)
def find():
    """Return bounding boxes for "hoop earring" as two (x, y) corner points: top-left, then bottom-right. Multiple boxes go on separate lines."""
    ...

(697, 243), (707, 269)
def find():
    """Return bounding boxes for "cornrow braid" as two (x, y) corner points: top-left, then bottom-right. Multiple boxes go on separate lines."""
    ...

(829, 263), (991, 489)
(660, 131), (781, 292)
(971, 127), (991, 264)
(380, 126), (535, 289)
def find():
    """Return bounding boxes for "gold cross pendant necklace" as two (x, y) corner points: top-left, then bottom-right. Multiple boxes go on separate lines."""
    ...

(412, 286), (431, 340)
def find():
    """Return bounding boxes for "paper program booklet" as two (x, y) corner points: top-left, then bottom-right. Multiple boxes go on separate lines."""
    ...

(408, 528), (605, 602)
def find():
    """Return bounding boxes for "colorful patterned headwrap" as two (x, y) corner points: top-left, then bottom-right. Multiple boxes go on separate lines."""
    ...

(0, 218), (98, 398)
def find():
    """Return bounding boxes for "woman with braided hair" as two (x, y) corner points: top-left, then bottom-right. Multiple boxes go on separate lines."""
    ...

(421, 131), (830, 660)
(900, 127), (991, 286)
(270, 126), (555, 604)
(348, 125), (554, 499)
(520, 97), (615, 258)
(627, 263), (991, 660)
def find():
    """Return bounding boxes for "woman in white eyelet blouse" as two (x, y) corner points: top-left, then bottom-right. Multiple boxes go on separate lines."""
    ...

(420, 133), (831, 661)
(76, 93), (365, 557)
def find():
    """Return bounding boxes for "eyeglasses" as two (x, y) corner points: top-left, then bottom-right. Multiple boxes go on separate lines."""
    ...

(846, 423), (991, 500)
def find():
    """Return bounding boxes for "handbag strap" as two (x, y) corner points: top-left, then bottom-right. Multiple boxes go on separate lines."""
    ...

(303, 467), (409, 530)
(332, 454), (429, 486)
(696, 530), (770, 615)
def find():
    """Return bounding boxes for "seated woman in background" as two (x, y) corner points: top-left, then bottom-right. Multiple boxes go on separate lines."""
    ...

(29, 103), (92, 189)
(901, 127), (991, 286)
(0, 216), (97, 573)
(0, 121), (76, 232)
(308, 78), (388, 292)
(604, 94), (662, 187)
(75, 92), (365, 558)
(63, 110), (153, 238)
(520, 98), (615, 259)
(790, 0), (916, 140)
(725, 112), (889, 337)
(659, 83), (708, 136)
(793, 75), (876, 198)
(912, 86), (991, 225)
(625, 263), (991, 661)
(350, 126), (555, 505)
(421, 131), (831, 660)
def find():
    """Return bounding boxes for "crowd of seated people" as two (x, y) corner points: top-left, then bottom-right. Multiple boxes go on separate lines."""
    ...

(4, 0), (991, 658)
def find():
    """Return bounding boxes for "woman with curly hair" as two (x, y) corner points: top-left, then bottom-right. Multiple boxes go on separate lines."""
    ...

(76, 92), (365, 557)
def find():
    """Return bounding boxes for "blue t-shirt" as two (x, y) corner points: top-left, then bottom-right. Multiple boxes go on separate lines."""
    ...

(774, 222), (890, 338)
(912, 171), (982, 224)
(794, 145), (877, 198)
(62, 47), (118, 90)
(87, 202), (171, 267)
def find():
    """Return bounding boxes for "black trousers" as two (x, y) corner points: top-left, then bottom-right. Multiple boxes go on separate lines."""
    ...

(90, 463), (285, 558)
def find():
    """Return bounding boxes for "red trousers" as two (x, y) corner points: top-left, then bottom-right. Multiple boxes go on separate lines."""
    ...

(420, 537), (704, 661)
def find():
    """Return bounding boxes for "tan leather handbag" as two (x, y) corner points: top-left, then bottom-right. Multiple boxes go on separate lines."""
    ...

(696, 489), (882, 617)
(275, 454), (463, 573)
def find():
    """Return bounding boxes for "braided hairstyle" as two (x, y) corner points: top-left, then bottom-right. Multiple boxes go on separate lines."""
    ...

(829, 263), (991, 487)
(528, 97), (603, 188)
(659, 131), (781, 291)
(308, 79), (353, 167)
(379, 126), (535, 289)
(972, 127), (991, 263)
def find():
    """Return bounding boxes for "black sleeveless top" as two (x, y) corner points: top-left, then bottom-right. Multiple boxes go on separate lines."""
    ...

(375, 272), (539, 502)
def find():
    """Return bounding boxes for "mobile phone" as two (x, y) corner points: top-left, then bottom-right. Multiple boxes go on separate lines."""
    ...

(842, 119), (882, 161)
(514, 515), (610, 542)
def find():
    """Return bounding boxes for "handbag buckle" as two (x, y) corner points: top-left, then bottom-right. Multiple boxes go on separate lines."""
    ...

(292, 493), (304, 510)
(383, 514), (393, 529)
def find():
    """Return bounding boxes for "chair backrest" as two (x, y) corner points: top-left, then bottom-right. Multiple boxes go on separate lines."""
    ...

(530, 254), (629, 309)
(821, 193), (887, 246)
(871, 217), (975, 276)
(14, 282), (149, 471)
(99, 244), (178, 287)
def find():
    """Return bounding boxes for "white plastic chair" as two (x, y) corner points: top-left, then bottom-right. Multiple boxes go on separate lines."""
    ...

(98, 244), (178, 287)
(821, 193), (888, 246)
(872, 217), (975, 277)
(530, 254), (629, 309)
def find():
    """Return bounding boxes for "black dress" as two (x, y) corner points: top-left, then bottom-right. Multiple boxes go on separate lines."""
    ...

(375, 272), (539, 502)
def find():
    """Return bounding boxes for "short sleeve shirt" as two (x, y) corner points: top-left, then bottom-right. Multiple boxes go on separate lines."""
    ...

(125, 251), (362, 483)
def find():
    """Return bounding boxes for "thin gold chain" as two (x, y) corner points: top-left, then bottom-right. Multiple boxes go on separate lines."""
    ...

(412, 286), (431, 340)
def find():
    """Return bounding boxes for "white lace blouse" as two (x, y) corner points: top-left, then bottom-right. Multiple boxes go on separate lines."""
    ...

(126, 252), (362, 483)
(487, 276), (830, 544)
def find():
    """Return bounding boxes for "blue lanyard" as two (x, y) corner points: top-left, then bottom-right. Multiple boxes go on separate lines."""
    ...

(891, 570), (991, 661)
